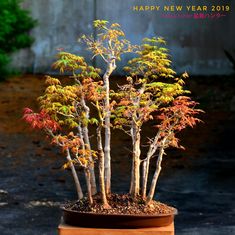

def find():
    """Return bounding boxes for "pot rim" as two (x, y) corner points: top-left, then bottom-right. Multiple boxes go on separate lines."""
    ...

(61, 206), (178, 217)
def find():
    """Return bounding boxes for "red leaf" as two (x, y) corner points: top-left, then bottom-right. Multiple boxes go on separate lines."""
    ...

(23, 107), (33, 114)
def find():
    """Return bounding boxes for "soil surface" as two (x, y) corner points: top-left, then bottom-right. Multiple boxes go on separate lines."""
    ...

(0, 74), (235, 235)
(65, 193), (175, 215)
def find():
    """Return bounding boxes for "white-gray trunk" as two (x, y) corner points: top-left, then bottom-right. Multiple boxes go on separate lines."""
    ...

(129, 162), (134, 195)
(142, 149), (156, 199)
(129, 86), (145, 198)
(142, 159), (148, 199)
(142, 133), (160, 199)
(129, 124), (141, 199)
(146, 139), (166, 204)
(103, 58), (116, 195)
(81, 97), (97, 195)
(66, 149), (83, 200)
(84, 168), (93, 205)
(97, 126), (110, 208)
(142, 155), (151, 199)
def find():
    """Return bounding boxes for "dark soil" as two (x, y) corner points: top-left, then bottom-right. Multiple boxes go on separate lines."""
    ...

(65, 193), (176, 215)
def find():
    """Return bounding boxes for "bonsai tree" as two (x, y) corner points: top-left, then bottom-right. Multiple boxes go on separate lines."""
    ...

(23, 20), (202, 210)
(113, 37), (202, 203)
(0, 0), (36, 79)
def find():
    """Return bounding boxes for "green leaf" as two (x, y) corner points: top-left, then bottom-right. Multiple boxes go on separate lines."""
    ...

(89, 118), (99, 125)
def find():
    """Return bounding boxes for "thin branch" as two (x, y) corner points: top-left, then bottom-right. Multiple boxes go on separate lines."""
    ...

(57, 112), (75, 118)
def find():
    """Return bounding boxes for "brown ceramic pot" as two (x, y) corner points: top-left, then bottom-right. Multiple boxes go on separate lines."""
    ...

(62, 207), (178, 228)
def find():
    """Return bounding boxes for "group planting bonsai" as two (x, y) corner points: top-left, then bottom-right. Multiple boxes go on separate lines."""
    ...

(23, 20), (202, 211)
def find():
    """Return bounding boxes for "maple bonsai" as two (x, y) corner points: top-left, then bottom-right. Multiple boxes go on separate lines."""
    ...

(23, 20), (202, 211)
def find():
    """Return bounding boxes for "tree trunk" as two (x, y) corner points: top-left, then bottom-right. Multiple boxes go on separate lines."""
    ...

(103, 58), (116, 195)
(141, 157), (150, 200)
(142, 151), (154, 199)
(97, 126), (110, 209)
(146, 145), (165, 205)
(142, 133), (160, 199)
(84, 168), (93, 205)
(129, 124), (141, 199)
(142, 160), (147, 199)
(83, 126), (97, 195)
(129, 162), (134, 195)
(81, 97), (97, 195)
(129, 86), (145, 199)
(66, 149), (83, 200)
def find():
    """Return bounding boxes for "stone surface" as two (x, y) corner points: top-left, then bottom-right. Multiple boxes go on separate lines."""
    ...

(58, 222), (174, 235)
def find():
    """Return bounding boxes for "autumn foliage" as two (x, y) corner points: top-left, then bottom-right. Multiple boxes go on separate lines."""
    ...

(23, 20), (202, 208)
(23, 108), (60, 132)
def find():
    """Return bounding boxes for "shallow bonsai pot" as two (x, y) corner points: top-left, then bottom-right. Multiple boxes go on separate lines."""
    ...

(62, 207), (178, 228)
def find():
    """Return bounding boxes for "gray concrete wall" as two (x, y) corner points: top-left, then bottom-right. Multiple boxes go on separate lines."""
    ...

(12, 0), (235, 75)
(12, 0), (95, 73)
